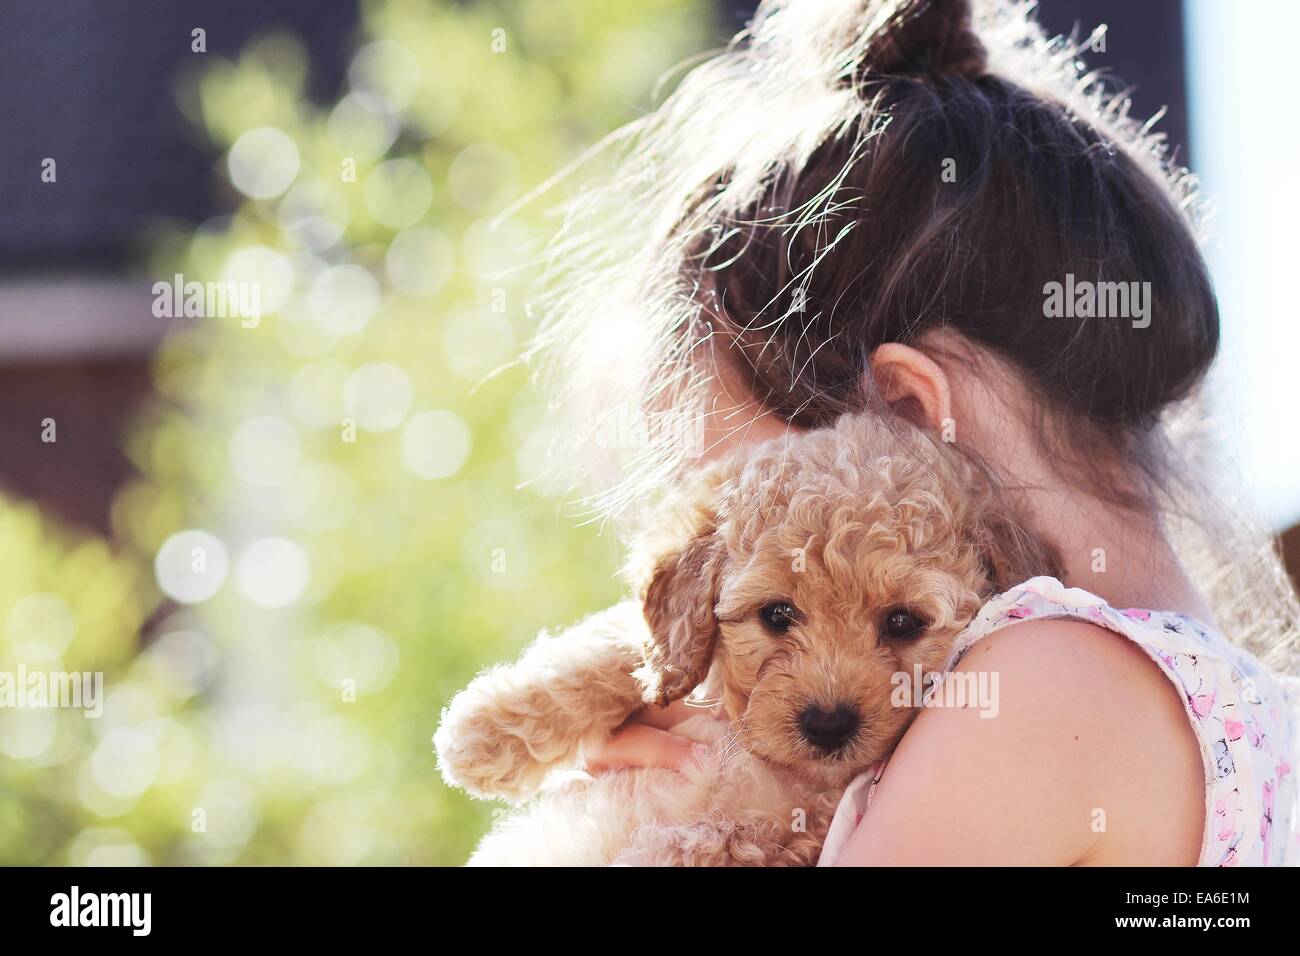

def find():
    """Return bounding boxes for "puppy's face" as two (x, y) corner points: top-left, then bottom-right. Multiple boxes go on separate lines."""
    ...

(710, 508), (980, 785)
(637, 415), (1050, 787)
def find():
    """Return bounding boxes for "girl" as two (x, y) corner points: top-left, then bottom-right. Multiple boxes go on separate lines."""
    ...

(532, 0), (1299, 864)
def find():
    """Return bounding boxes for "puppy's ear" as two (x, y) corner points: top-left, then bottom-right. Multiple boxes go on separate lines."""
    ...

(971, 504), (1063, 594)
(630, 472), (727, 706)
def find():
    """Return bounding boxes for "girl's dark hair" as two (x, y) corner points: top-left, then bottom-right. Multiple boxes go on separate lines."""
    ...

(538, 0), (1221, 513)
(537, 0), (1299, 671)
(690, 0), (1217, 487)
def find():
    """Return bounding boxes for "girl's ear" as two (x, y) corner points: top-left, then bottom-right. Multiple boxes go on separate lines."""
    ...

(866, 343), (953, 433)
(628, 470), (727, 706)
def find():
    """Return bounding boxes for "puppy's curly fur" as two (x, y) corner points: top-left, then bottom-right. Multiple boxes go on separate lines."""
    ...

(436, 414), (1057, 865)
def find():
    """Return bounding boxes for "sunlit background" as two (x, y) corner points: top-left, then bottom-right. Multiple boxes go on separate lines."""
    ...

(1185, 0), (1300, 532)
(0, 0), (1294, 865)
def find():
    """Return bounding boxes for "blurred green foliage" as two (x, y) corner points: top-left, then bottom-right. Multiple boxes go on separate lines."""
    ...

(0, 0), (708, 865)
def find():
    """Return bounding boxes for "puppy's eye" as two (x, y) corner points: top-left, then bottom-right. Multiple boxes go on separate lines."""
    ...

(759, 602), (799, 634)
(882, 608), (927, 640)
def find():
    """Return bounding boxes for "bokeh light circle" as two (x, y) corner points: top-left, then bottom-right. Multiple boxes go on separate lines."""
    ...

(6, 593), (76, 653)
(385, 226), (454, 297)
(448, 143), (519, 214)
(155, 530), (229, 604)
(343, 363), (413, 432)
(236, 538), (312, 608)
(364, 158), (433, 230)
(348, 40), (423, 111)
(220, 245), (296, 315)
(308, 264), (381, 336)
(289, 359), (351, 428)
(227, 127), (301, 200)
(400, 411), (471, 480)
(0, 709), (57, 761)
(314, 622), (399, 694)
(90, 730), (161, 800)
(327, 93), (400, 162)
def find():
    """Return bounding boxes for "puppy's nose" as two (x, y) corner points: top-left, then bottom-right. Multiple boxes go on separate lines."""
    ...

(798, 704), (861, 752)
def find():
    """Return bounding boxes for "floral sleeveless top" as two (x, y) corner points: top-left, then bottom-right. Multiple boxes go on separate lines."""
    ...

(818, 576), (1299, 866)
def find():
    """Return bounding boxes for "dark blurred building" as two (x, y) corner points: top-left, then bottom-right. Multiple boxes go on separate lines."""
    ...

(0, 0), (360, 533)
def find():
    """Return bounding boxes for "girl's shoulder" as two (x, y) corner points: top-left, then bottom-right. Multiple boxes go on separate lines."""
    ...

(951, 576), (1299, 867)
(820, 576), (1298, 866)
(822, 612), (1205, 865)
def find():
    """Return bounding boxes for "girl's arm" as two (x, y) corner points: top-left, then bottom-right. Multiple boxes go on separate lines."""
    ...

(830, 620), (1205, 866)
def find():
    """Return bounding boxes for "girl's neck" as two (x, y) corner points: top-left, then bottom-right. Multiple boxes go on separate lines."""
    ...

(1016, 478), (1218, 627)
(937, 338), (1215, 623)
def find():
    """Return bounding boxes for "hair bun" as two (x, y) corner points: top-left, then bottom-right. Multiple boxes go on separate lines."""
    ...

(855, 0), (987, 82)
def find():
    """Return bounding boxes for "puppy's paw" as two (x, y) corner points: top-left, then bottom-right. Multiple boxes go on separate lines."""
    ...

(435, 602), (652, 800)
(434, 675), (559, 802)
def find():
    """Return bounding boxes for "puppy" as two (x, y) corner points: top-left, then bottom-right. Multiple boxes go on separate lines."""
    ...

(435, 413), (1056, 865)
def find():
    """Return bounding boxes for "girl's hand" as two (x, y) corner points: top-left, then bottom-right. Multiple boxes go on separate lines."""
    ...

(585, 700), (704, 773)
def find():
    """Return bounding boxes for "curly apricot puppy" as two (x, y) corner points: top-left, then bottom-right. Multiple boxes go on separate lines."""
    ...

(435, 413), (1057, 865)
